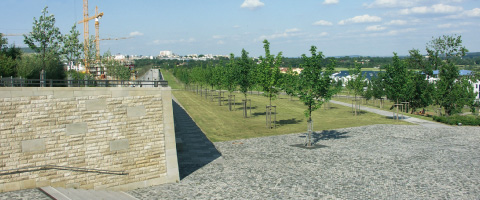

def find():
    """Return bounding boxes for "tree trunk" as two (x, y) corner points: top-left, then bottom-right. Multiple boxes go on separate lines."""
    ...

(306, 108), (313, 147)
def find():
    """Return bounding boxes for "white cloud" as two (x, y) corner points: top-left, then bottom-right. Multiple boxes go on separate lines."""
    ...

(364, 0), (419, 8)
(366, 25), (386, 31)
(338, 15), (382, 25)
(257, 28), (302, 41)
(448, 8), (480, 18)
(285, 28), (300, 33)
(386, 28), (416, 35)
(153, 38), (195, 45)
(129, 31), (144, 36)
(233, 25), (241, 28)
(400, 4), (463, 15)
(313, 20), (333, 26)
(323, 0), (339, 5)
(463, 8), (480, 17)
(212, 35), (224, 39)
(385, 20), (407, 25)
(217, 40), (225, 45)
(241, 0), (265, 10)
(437, 23), (453, 28)
(318, 32), (329, 37)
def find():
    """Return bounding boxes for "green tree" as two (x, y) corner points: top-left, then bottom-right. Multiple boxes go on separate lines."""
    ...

(280, 67), (298, 101)
(62, 23), (83, 67)
(427, 35), (472, 116)
(384, 53), (408, 106)
(103, 51), (130, 80)
(24, 6), (63, 77)
(237, 49), (254, 99)
(296, 46), (336, 147)
(405, 49), (433, 113)
(224, 54), (237, 94)
(0, 33), (21, 77)
(346, 63), (365, 116)
(257, 39), (282, 107)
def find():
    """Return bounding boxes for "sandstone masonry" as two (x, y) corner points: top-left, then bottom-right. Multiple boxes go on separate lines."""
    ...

(0, 87), (179, 192)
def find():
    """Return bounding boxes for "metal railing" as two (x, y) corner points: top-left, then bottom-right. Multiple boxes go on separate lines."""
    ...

(0, 78), (168, 88)
(0, 165), (128, 176)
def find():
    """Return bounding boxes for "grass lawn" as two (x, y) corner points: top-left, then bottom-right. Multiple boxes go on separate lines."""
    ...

(173, 90), (411, 142)
(161, 69), (183, 90)
(161, 69), (411, 142)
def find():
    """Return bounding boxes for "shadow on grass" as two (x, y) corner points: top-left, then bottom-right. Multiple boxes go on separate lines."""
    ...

(172, 100), (222, 180)
(234, 106), (258, 111)
(349, 110), (368, 115)
(252, 111), (277, 117)
(277, 118), (303, 126)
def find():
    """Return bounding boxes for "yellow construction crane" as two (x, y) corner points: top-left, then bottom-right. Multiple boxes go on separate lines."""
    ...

(78, 0), (103, 73)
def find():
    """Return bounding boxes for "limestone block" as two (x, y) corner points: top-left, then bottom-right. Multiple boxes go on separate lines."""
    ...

(127, 105), (146, 118)
(21, 139), (46, 153)
(110, 139), (129, 151)
(53, 90), (73, 99)
(66, 122), (88, 136)
(86, 99), (106, 111)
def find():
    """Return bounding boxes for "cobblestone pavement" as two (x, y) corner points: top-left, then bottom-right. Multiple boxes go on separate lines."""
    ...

(130, 125), (480, 199)
(0, 189), (50, 200)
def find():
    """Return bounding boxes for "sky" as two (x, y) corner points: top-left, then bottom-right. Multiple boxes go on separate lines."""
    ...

(1, 0), (479, 57)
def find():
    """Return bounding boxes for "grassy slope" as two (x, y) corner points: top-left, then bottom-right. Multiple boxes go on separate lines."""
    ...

(162, 69), (411, 142)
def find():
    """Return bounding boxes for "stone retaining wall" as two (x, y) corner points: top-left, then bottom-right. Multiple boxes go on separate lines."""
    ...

(0, 87), (179, 192)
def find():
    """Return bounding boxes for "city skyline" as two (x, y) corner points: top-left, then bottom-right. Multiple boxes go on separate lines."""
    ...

(1, 0), (479, 57)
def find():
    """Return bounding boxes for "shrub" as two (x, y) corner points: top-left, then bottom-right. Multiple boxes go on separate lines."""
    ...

(433, 115), (480, 126)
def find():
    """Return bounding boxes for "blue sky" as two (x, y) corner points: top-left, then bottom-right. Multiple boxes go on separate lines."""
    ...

(1, 0), (479, 57)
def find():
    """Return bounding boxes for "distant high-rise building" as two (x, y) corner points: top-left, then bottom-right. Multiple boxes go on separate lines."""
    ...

(159, 51), (173, 57)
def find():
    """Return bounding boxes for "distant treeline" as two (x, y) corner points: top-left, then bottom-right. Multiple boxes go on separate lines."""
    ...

(135, 52), (480, 71)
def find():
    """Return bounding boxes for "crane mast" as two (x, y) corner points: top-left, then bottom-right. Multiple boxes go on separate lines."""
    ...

(79, 0), (103, 76)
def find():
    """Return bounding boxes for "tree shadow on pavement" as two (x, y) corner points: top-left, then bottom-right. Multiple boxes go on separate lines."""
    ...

(172, 100), (222, 179)
(312, 130), (350, 144)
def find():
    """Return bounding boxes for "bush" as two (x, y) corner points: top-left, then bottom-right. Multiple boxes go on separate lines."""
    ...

(433, 115), (480, 126)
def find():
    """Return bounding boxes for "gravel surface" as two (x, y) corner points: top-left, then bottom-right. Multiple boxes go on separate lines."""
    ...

(129, 124), (480, 199)
(0, 189), (50, 200)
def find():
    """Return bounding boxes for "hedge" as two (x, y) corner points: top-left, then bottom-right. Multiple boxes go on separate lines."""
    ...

(433, 115), (480, 126)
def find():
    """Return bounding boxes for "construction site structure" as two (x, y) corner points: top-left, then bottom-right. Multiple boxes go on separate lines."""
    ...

(78, 0), (103, 75)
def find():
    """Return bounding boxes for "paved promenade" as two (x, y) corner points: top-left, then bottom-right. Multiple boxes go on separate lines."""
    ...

(130, 124), (480, 199)
(330, 100), (451, 128)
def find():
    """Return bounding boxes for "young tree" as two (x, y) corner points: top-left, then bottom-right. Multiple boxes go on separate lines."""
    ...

(296, 46), (335, 147)
(237, 49), (255, 117)
(62, 23), (83, 68)
(224, 54), (238, 110)
(371, 73), (385, 107)
(24, 6), (63, 78)
(257, 40), (282, 128)
(427, 35), (472, 116)
(257, 39), (282, 107)
(346, 63), (365, 116)
(405, 49), (433, 113)
(0, 34), (21, 77)
(384, 53), (408, 106)
(280, 67), (298, 101)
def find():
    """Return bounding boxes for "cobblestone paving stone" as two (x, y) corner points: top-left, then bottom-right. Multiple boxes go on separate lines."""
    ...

(129, 125), (480, 199)
(0, 189), (50, 200)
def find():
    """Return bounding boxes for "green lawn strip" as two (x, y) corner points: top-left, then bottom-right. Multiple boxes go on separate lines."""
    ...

(173, 90), (411, 142)
(160, 69), (183, 90)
